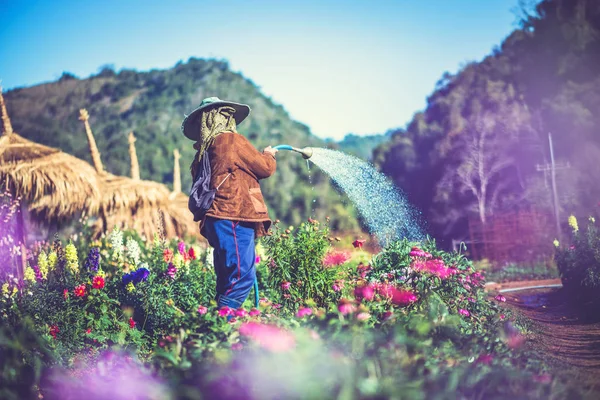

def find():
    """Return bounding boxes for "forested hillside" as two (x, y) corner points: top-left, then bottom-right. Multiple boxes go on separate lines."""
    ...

(4, 59), (361, 232)
(374, 0), (600, 246)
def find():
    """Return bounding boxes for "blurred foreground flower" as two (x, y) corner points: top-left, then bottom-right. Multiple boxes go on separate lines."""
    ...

(239, 322), (295, 352)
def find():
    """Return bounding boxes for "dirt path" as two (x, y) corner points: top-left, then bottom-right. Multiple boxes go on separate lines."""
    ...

(488, 282), (600, 387)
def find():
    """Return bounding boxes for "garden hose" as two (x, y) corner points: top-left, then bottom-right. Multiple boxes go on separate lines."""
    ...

(273, 144), (314, 159)
(254, 278), (259, 308)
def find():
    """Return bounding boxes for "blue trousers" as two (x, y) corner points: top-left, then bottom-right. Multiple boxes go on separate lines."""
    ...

(203, 217), (256, 309)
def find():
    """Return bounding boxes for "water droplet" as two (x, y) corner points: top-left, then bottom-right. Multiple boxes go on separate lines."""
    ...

(307, 148), (425, 246)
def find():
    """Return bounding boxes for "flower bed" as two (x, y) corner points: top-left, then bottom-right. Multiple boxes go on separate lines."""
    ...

(0, 218), (591, 399)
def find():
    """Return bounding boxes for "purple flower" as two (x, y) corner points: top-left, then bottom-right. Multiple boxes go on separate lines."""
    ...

(84, 247), (100, 272)
(122, 267), (150, 286)
(166, 263), (177, 279)
(177, 241), (186, 256)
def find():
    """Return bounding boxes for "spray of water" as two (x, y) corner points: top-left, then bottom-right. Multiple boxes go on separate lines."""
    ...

(308, 148), (425, 246)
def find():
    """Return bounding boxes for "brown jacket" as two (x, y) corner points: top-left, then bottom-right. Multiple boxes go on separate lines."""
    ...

(200, 131), (276, 237)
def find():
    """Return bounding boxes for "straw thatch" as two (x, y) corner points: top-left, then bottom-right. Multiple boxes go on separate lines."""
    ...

(0, 89), (100, 222)
(80, 111), (199, 240)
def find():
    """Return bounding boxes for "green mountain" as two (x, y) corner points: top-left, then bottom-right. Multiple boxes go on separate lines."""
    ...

(328, 133), (390, 162)
(4, 59), (360, 232)
(373, 0), (600, 246)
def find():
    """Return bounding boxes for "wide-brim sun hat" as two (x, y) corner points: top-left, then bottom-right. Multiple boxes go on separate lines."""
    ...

(181, 96), (251, 140)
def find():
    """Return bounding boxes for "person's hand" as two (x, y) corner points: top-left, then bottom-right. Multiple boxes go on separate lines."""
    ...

(263, 146), (278, 157)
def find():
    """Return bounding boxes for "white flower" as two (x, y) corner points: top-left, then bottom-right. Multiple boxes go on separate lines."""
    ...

(126, 237), (142, 267)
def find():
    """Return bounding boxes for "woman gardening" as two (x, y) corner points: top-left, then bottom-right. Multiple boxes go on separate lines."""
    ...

(181, 97), (278, 310)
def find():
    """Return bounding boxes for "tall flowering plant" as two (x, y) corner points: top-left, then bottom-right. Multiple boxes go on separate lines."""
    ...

(262, 218), (343, 312)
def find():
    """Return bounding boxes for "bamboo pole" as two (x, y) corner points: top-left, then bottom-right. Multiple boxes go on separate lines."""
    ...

(78, 109), (104, 174)
(0, 87), (14, 136)
(173, 149), (181, 193)
(128, 132), (140, 180)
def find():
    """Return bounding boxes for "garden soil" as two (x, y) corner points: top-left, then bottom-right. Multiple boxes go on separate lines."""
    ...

(489, 282), (600, 389)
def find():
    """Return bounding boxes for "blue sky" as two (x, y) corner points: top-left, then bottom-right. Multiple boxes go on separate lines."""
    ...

(0, 0), (526, 140)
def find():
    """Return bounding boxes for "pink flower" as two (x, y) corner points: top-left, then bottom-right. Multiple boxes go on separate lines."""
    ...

(382, 311), (393, 320)
(499, 314), (506, 320)
(356, 263), (372, 278)
(235, 308), (249, 318)
(249, 308), (261, 317)
(296, 307), (313, 318)
(218, 306), (233, 317)
(63, 289), (69, 299)
(332, 280), (344, 292)
(177, 241), (186, 256)
(92, 276), (105, 289)
(507, 334), (525, 349)
(533, 374), (552, 384)
(356, 312), (371, 321)
(337, 299), (356, 315)
(197, 305), (208, 315)
(255, 255), (261, 264)
(409, 247), (427, 258)
(239, 322), (295, 352)
(323, 251), (351, 267)
(495, 294), (506, 302)
(458, 309), (470, 317)
(73, 284), (86, 298)
(281, 281), (291, 291)
(85, 328), (92, 335)
(377, 284), (418, 306)
(476, 354), (494, 365)
(231, 343), (243, 351)
(128, 317), (136, 329)
(467, 297), (475, 303)
(352, 239), (366, 249)
(354, 284), (375, 302)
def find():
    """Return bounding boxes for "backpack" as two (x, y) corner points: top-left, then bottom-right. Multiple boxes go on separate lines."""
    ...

(188, 151), (231, 222)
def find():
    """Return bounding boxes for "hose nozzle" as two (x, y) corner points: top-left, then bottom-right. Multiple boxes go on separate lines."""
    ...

(292, 147), (313, 159)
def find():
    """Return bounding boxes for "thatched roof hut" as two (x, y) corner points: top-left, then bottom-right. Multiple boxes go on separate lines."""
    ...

(0, 88), (100, 222)
(79, 110), (195, 240)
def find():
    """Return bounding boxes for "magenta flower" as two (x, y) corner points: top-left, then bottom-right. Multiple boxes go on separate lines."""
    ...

(177, 241), (186, 256)
(218, 306), (233, 317)
(332, 280), (344, 292)
(354, 284), (375, 302)
(197, 305), (208, 315)
(459, 309), (470, 317)
(476, 354), (494, 365)
(494, 294), (506, 302)
(255, 255), (261, 264)
(235, 308), (249, 318)
(166, 263), (177, 279)
(377, 284), (418, 306)
(409, 247), (427, 258)
(467, 297), (475, 303)
(296, 307), (313, 318)
(281, 281), (291, 291)
(249, 308), (261, 317)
